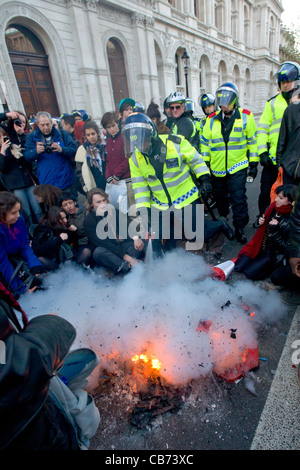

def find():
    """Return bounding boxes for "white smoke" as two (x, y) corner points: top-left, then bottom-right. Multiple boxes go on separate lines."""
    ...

(19, 249), (287, 386)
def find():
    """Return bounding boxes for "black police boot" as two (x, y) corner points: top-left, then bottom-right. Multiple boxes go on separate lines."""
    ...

(219, 217), (235, 241)
(235, 228), (247, 244)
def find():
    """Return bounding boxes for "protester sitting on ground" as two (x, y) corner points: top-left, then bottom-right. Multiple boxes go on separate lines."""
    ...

(58, 191), (92, 267)
(146, 99), (170, 134)
(0, 192), (46, 297)
(0, 284), (100, 450)
(75, 120), (106, 193)
(235, 184), (298, 280)
(0, 112), (43, 226)
(33, 184), (62, 217)
(83, 188), (144, 274)
(24, 111), (77, 193)
(32, 206), (79, 271)
(270, 182), (300, 290)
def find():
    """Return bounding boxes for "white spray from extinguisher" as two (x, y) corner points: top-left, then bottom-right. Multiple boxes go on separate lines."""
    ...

(144, 231), (155, 266)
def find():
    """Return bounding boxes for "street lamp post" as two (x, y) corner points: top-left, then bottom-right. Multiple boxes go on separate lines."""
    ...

(181, 48), (190, 97)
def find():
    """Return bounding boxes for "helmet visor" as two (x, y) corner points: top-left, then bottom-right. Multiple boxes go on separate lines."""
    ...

(122, 122), (152, 156)
(185, 99), (195, 112)
(216, 89), (237, 109)
(276, 63), (299, 84)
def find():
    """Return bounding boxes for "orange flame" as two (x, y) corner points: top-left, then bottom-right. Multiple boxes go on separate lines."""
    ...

(131, 353), (161, 371)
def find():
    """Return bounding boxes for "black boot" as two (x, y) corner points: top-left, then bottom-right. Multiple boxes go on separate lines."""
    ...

(235, 227), (247, 244)
(219, 217), (235, 241)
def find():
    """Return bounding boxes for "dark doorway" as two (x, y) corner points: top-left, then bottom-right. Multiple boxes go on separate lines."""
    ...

(107, 38), (129, 111)
(5, 25), (60, 118)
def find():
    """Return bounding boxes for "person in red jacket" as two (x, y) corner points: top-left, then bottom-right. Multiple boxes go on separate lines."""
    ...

(101, 111), (135, 212)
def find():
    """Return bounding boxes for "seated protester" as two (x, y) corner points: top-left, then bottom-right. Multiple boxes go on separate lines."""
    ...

(101, 111), (135, 211)
(270, 183), (300, 290)
(83, 188), (144, 274)
(32, 206), (78, 271)
(75, 120), (106, 193)
(0, 192), (45, 297)
(58, 191), (92, 267)
(235, 184), (298, 280)
(33, 184), (62, 217)
(0, 285), (100, 450)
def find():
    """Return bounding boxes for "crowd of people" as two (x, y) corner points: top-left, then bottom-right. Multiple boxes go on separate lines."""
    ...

(0, 59), (300, 449)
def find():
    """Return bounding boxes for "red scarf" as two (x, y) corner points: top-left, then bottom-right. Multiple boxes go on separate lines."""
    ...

(0, 281), (29, 329)
(238, 202), (293, 260)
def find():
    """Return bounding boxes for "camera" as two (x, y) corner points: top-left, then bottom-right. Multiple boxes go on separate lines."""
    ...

(13, 118), (23, 127)
(43, 141), (53, 153)
(3, 136), (11, 148)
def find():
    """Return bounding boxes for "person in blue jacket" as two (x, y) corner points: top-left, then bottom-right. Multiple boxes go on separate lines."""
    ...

(0, 192), (45, 297)
(23, 111), (77, 193)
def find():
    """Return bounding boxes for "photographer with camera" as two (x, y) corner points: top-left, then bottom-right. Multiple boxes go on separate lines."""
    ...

(24, 111), (77, 194)
(0, 111), (43, 226)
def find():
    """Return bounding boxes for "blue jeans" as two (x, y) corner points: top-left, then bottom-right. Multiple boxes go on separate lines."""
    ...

(14, 186), (43, 224)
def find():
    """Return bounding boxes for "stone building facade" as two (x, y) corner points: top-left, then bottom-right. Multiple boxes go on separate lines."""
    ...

(0, 0), (284, 121)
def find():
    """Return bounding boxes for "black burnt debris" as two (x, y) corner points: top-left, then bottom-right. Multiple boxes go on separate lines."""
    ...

(130, 375), (192, 429)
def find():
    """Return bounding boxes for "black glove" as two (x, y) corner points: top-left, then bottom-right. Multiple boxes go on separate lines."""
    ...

(248, 162), (258, 180)
(260, 152), (273, 169)
(198, 174), (213, 199)
(30, 265), (47, 275)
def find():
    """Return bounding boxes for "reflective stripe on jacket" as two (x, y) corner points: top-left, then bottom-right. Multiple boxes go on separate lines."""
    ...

(129, 135), (210, 210)
(257, 93), (287, 165)
(201, 107), (258, 177)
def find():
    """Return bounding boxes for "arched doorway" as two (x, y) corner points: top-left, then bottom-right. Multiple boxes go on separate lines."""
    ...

(5, 25), (60, 118)
(107, 38), (129, 111)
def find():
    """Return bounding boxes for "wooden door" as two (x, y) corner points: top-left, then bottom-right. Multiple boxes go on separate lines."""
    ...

(9, 51), (60, 118)
(107, 38), (129, 110)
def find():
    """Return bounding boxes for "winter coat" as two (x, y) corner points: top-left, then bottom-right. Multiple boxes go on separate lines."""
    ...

(84, 207), (130, 256)
(75, 143), (106, 192)
(67, 205), (89, 246)
(276, 102), (300, 181)
(0, 119), (34, 191)
(105, 131), (130, 182)
(289, 184), (300, 259)
(23, 126), (76, 190)
(32, 223), (78, 261)
(0, 215), (42, 294)
(0, 287), (78, 450)
(0, 150), (35, 190)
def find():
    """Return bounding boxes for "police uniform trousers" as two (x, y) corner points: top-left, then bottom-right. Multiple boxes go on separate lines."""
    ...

(258, 165), (278, 215)
(211, 168), (249, 230)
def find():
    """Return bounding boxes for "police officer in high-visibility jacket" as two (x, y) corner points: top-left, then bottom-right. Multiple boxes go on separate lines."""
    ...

(198, 93), (216, 154)
(122, 113), (234, 255)
(256, 61), (300, 223)
(201, 82), (259, 244)
(167, 92), (199, 150)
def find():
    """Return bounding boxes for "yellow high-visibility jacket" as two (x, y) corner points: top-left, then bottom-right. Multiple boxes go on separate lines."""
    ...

(129, 134), (210, 210)
(201, 107), (258, 177)
(257, 93), (287, 165)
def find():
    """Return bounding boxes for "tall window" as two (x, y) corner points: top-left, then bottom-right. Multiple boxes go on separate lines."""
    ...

(107, 38), (129, 110)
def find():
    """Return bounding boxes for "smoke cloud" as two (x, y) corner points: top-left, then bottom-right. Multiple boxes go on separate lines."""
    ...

(20, 249), (287, 386)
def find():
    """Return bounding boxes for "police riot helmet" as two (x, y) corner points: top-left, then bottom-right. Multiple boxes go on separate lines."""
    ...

(276, 62), (300, 89)
(215, 83), (239, 110)
(166, 91), (186, 105)
(122, 112), (158, 157)
(133, 102), (145, 113)
(199, 93), (216, 115)
(185, 98), (195, 113)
